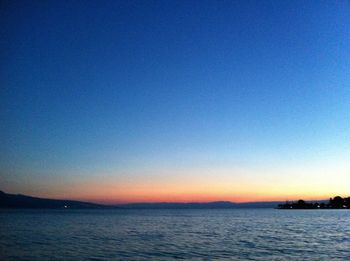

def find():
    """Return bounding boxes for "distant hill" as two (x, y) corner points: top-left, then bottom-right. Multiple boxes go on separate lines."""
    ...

(0, 191), (107, 209)
(116, 201), (283, 209)
(118, 201), (238, 209)
(3, 190), (330, 209)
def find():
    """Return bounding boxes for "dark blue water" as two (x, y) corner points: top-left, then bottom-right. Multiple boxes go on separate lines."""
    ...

(1, 209), (349, 260)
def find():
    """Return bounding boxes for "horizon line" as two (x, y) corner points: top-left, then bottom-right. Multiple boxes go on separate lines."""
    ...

(2, 190), (343, 206)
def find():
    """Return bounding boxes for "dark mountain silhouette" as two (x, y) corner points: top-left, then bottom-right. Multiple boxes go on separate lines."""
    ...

(3, 190), (343, 209)
(0, 191), (107, 209)
(118, 201), (238, 209)
(117, 201), (283, 209)
(0, 191), (284, 209)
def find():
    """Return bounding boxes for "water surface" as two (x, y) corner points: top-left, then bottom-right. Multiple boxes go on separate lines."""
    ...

(1, 209), (349, 260)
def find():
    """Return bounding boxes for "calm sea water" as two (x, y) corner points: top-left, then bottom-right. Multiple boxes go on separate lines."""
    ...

(1, 209), (349, 260)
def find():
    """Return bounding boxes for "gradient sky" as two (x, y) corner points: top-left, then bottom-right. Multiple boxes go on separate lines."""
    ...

(1, 0), (350, 203)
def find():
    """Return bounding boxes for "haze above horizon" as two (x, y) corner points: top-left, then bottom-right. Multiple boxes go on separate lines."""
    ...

(1, 0), (350, 204)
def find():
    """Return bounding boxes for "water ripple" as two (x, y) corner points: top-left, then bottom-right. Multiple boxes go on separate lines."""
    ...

(1, 209), (349, 260)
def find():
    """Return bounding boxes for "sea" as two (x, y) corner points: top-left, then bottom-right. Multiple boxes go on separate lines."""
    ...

(1, 208), (349, 260)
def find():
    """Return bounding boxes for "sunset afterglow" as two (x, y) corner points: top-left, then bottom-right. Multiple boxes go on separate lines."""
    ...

(1, 0), (350, 204)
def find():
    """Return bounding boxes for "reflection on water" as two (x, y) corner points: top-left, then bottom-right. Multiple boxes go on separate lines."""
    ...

(1, 209), (349, 260)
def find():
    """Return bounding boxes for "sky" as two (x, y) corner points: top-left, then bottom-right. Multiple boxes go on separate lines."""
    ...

(1, 0), (350, 203)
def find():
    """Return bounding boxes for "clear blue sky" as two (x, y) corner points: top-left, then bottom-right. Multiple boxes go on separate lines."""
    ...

(1, 0), (350, 202)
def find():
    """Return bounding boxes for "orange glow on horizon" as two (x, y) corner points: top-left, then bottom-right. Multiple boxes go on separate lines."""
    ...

(6, 164), (350, 205)
(38, 191), (340, 205)
(72, 189), (339, 205)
